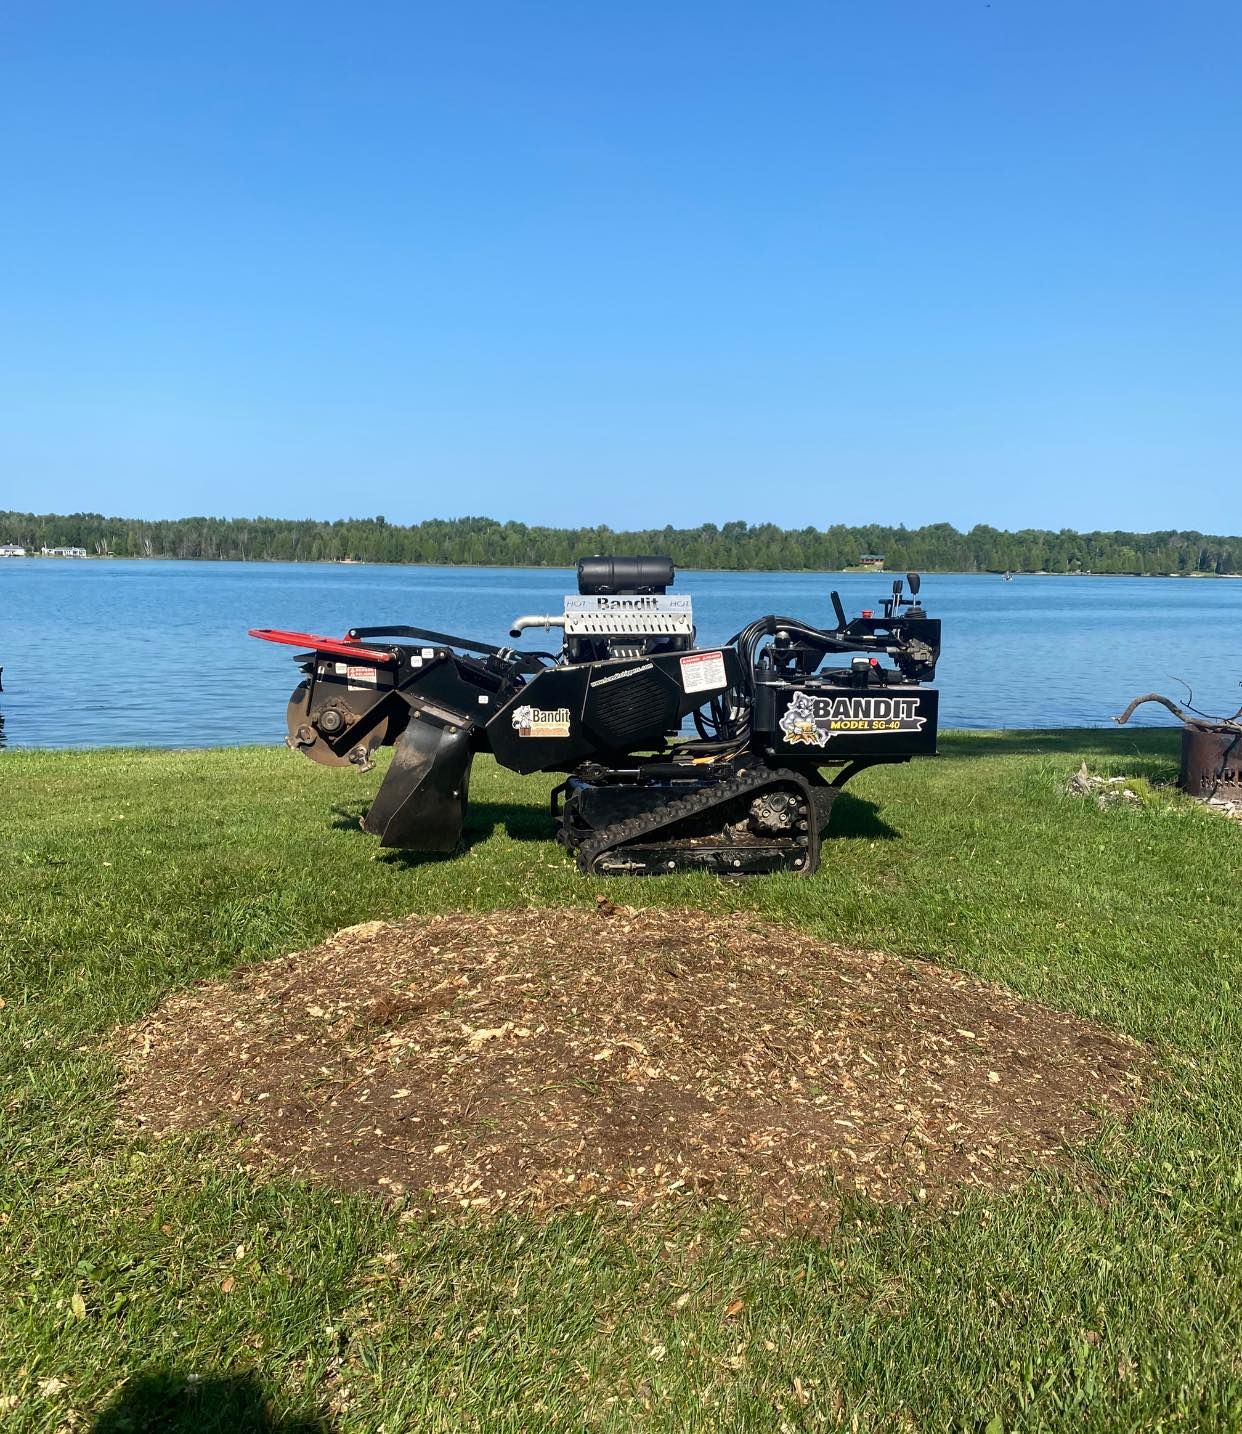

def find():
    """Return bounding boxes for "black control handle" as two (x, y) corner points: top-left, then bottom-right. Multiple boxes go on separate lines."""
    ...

(830, 590), (847, 629)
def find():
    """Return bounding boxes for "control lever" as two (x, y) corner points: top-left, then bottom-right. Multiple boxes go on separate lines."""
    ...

(830, 590), (847, 629)
(883, 573), (928, 620)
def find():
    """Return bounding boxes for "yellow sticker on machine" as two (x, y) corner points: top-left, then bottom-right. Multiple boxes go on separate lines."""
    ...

(780, 692), (927, 748)
(511, 704), (571, 738)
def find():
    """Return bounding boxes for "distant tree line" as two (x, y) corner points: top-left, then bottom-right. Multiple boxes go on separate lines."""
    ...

(0, 511), (1237, 574)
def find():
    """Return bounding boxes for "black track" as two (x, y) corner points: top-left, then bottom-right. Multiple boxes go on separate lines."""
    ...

(570, 766), (828, 877)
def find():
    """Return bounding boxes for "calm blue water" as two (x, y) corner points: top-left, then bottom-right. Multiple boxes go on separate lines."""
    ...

(1, 560), (1239, 748)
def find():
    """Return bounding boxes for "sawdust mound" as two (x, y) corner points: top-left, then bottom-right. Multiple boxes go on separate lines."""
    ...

(117, 908), (1150, 1230)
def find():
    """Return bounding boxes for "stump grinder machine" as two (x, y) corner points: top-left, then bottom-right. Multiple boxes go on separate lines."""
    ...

(250, 557), (941, 876)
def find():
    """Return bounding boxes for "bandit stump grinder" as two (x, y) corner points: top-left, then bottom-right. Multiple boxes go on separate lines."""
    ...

(251, 556), (941, 876)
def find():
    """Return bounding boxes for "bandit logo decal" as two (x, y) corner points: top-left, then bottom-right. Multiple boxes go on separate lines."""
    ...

(511, 704), (571, 738)
(779, 691), (927, 747)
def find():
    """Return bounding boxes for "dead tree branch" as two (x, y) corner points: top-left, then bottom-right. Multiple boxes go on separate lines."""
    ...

(1114, 692), (1242, 733)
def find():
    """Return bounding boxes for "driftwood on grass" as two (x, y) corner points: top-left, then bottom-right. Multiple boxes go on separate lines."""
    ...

(1114, 692), (1242, 734)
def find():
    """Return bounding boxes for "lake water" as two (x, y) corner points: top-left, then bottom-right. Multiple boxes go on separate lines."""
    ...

(1, 560), (1239, 748)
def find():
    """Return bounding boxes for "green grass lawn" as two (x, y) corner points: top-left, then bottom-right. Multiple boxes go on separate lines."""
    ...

(2, 730), (1239, 1432)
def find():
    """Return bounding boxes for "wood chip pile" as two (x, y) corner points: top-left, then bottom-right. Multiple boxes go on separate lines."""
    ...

(117, 907), (1150, 1229)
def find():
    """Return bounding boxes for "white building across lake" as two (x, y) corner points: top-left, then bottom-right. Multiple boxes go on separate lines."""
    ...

(41, 546), (87, 558)
(0, 544), (27, 557)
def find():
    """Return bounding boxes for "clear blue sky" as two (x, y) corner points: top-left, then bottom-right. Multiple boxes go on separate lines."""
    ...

(2, 2), (1238, 531)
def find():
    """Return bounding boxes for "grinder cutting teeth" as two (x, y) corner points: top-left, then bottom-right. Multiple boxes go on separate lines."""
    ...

(250, 556), (941, 876)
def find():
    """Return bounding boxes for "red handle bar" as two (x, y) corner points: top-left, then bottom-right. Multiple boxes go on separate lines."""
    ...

(248, 628), (397, 664)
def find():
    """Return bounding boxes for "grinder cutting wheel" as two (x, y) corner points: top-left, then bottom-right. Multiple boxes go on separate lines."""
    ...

(250, 556), (941, 876)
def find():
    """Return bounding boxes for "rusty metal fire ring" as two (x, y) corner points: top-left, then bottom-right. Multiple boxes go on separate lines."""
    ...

(1179, 725), (1242, 802)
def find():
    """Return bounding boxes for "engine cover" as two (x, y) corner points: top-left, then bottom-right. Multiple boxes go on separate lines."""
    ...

(487, 647), (741, 772)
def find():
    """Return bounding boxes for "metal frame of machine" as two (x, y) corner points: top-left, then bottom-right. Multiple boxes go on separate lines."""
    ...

(250, 555), (941, 876)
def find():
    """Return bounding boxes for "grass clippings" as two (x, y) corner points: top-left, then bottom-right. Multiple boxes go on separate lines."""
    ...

(117, 906), (1149, 1230)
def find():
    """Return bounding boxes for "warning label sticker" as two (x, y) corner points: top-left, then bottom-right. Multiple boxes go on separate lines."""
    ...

(346, 665), (379, 689)
(680, 650), (727, 694)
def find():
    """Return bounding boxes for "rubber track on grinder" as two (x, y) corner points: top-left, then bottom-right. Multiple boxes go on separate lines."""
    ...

(574, 766), (823, 877)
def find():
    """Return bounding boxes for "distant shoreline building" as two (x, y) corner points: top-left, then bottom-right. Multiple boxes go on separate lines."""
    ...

(41, 546), (87, 558)
(857, 553), (885, 570)
(0, 544), (27, 557)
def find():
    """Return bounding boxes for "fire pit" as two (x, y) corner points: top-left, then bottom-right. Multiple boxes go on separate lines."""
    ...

(1115, 692), (1242, 803)
(1180, 724), (1242, 802)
